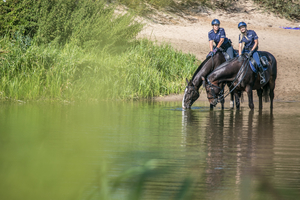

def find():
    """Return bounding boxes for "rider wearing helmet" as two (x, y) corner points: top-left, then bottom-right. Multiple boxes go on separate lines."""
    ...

(208, 19), (234, 59)
(238, 22), (265, 84)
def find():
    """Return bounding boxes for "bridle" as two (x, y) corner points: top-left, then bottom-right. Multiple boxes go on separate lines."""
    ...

(207, 79), (225, 103)
(184, 84), (200, 107)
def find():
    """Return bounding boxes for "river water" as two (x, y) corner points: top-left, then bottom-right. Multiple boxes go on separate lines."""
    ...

(1, 100), (300, 199)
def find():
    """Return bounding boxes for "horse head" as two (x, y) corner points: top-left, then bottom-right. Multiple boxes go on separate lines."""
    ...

(202, 76), (223, 107)
(182, 52), (227, 109)
(182, 78), (200, 109)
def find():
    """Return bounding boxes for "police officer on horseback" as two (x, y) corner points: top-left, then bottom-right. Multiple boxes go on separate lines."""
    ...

(208, 19), (234, 59)
(238, 22), (266, 84)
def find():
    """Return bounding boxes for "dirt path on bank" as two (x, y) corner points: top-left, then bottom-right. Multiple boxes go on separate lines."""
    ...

(137, 0), (300, 102)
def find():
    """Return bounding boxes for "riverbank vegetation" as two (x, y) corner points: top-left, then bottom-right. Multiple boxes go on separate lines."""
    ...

(0, 36), (197, 101)
(0, 0), (299, 101)
(0, 0), (198, 101)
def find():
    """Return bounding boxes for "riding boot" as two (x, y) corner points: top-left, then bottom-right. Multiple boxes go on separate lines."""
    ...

(258, 65), (266, 84)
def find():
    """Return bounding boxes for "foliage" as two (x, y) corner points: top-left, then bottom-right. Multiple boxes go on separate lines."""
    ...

(0, 0), (40, 37)
(253, 0), (300, 20)
(74, 39), (198, 100)
(116, 0), (300, 20)
(0, 36), (198, 101)
(36, 0), (142, 50)
(67, 39), (199, 100)
(115, 0), (237, 13)
(116, 0), (175, 12)
(0, 0), (143, 51)
(0, 35), (79, 100)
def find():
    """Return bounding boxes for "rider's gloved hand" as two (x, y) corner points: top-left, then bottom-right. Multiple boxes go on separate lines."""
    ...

(212, 47), (219, 54)
(207, 51), (214, 57)
(248, 50), (253, 57)
(238, 54), (243, 62)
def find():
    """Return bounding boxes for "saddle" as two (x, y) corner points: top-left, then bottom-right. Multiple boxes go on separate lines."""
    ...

(248, 52), (271, 85)
(249, 52), (269, 72)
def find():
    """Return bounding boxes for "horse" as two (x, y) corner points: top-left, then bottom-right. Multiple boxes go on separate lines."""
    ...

(182, 51), (241, 110)
(202, 51), (277, 110)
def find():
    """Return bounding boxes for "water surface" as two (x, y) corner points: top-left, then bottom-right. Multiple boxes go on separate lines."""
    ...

(1, 101), (300, 199)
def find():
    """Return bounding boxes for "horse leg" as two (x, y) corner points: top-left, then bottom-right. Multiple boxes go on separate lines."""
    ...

(246, 86), (254, 109)
(210, 104), (214, 110)
(257, 88), (263, 110)
(235, 93), (240, 110)
(221, 98), (225, 110)
(270, 89), (274, 110)
(230, 93), (234, 109)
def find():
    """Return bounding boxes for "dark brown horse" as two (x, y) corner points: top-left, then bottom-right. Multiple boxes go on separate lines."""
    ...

(203, 51), (277, 110)
(182, 51), (241, 109)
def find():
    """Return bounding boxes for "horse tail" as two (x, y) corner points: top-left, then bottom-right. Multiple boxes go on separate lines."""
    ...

(263, 51), (276, 103)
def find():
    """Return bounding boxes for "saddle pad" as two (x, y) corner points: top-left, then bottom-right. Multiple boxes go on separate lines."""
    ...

(249, 61), (267, 73)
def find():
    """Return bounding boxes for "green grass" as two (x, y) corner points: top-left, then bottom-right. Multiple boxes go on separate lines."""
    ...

(1, 0), (298, 102)
(0, 0), (199, 101)
(0, 37), (198, 101)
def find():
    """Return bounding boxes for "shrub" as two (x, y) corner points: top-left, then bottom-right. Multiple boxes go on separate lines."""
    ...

(0, 0), (143, 52)
(253, 0), (300, 20)
(0, 0), (40, 37)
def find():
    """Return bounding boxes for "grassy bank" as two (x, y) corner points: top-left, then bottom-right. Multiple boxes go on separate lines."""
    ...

(0, 0), (198, 101)
(0, 37), (198, 101)
(2, 0), (298, 101)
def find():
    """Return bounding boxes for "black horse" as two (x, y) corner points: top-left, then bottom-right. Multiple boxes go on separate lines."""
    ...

(182, 51), (241, 109)
(202, 51), (277, 110)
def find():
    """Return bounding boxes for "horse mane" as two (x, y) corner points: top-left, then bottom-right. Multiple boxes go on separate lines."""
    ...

(207, 56), (242, 81)
(191, 57), (211, 81)
(214, 56), (239, 71)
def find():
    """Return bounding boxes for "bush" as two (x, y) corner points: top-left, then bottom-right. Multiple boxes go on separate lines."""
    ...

(0, 0), (40, 37)
(0, 0), (143, 52)
(253, 0), (300, 20)
(0, 0), (202, 101)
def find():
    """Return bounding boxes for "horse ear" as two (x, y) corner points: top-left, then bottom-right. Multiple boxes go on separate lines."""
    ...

(186, 78), (189, 85)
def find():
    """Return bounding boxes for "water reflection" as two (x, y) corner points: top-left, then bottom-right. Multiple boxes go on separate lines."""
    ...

(181, 109), (276, 197)
(181, 109), (202, 148)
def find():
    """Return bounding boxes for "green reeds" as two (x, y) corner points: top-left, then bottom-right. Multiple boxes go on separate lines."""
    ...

(72, 39), (199, 100)
(0, 0), (198, 101)
(0, 37), (198, 101)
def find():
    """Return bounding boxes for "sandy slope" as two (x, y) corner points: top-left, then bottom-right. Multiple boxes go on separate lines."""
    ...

(137, 0), (300, 102)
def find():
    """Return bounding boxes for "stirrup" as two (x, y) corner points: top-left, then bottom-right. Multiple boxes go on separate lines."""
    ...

(260, 74), (266, 84)
(259, 72), (265, 84)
